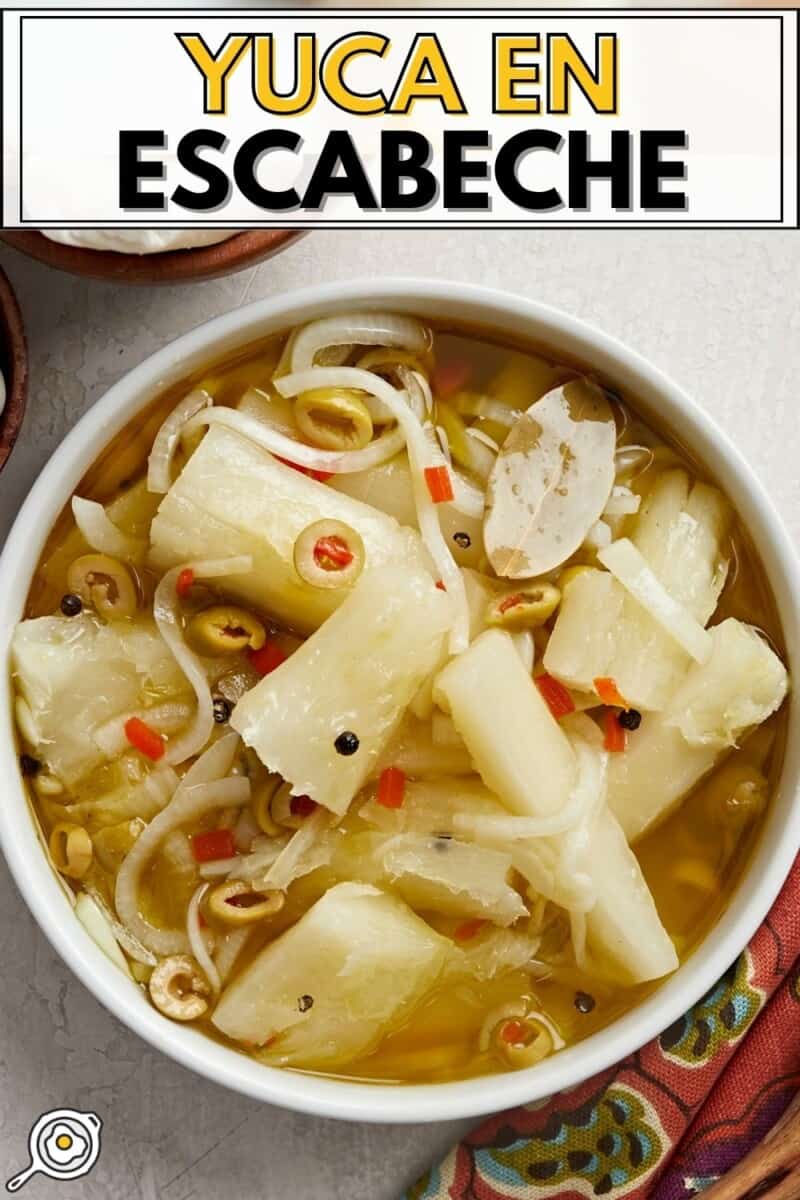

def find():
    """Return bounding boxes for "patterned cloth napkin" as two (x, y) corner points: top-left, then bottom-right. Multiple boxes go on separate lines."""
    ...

(405, 859), (800, 1200)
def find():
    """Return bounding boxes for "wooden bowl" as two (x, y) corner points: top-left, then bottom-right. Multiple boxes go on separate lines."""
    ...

(0, 268), (28, 474)
(0, 230), (303, 286)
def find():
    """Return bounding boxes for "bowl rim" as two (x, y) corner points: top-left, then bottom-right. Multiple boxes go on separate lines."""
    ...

(0, 230), (304, 285)
(1, 276), (798, 1124)
(0, 265), (28, 473)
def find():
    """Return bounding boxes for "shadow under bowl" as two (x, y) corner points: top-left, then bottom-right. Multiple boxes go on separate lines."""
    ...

(1, 230), (304, 285)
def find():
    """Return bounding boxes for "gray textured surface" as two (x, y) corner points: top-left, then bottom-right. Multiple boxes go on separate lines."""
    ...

(0, 231), (798, 1198)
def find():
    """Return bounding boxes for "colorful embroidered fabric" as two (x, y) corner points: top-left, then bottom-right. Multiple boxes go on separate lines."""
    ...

(405, 859), (800, 1200)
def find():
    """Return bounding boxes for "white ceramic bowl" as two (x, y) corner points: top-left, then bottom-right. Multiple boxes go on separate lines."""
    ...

(1, 279), (798, 1124)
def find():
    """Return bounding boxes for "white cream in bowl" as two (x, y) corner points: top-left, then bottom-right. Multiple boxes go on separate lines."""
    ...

(42, 230), (240, 256)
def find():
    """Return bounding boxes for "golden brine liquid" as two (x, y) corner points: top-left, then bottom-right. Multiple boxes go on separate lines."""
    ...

(20, 321), (787, 1084)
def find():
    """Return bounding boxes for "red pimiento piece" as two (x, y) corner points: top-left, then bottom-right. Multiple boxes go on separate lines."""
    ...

(435, 580), (447, 591)
(248, 641), (286, 677)
(594, 676), (628, 708)
(176, 568), (195, 599)
(377, 767), (406, 810)
(290, 795), (317, 818)
(499, 1019), (527, 1045)
(454, 918), (486, 942)
(433, 359), (473, 398)
(191, 828), (237, 863)
(535, 674), (576, 720)
(498, 592), (525, 616)
(313, 535), (353, 571)
(424, 465), (454, 504)
(603, 708), (627, 753)
(275, 456), (333, 483)
(124, 717), (165, 761)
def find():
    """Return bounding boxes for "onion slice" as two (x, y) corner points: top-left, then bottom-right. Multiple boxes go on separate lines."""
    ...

(72, 496), (147, 563)
(115, 770), (249, 956)
(154, 556), (252, 765)
(290, 313), (428, 375)
(148, 388), (212, 494)
(188, 883), (221, 994)
(598, 538), (713, 663)
(183, 403), (405, 476)
(93, 703), (193, 758)
(262, 807), (333, 892)
(398, 368), (470, 653)
(214, 927), (252, 984)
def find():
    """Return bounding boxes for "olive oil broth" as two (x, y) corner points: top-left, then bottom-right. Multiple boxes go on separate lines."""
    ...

(19, 320), (787, 1085)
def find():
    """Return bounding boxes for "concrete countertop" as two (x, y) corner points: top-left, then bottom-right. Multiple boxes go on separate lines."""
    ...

(0, 230), (797, 1199)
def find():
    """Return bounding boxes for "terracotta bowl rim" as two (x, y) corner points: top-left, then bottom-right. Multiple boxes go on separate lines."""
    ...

(0, 229), (304, 285)
(0, 267), (28, 474)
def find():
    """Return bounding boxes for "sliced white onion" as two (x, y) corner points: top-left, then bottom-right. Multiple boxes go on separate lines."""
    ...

(262, 807), (333, 891)
(290, 312), (428, 375)
(183, 402), (405, 476)
(449, 469), (485, 520)
(462, 428), (497, 482)
(214, 927), (252, 984)
(435, 424), (452, 464)
(148, 388), (212, 494)
(277, 365), (428, 424)
(615, 443), (654, 481)
(75, 891), (133, 977)
(154, 557), (252, 765)
(71, 496), (147, 563)
(598, 538), (713, 662)
(227, 834), (291, 882)
(115, 773), (249, 956)
(188, 883), (221, 994)
(467, 427), (501, 454)
(454, 801), (584, 843)
(83, 883), (157, 967)
(233, 805), (260, 853)
(397, 369), (470, 654)
(570, 910), (588, 972)
(93, 703), (193, 758)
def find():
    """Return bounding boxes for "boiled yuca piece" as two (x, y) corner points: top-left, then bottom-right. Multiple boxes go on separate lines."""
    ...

(609, 618), (788, 842)
(11, 615), (185, 785)
(330, 453), (484, 570)
(327, 829), (526, 925)
(544, 471), (731, 709)
(149, 426), (427, 632)
(584, 808), (679, 983)
(231, 565), (451, 815)
(433, 629), (577, 817)
(212, 882), (448, 1065)
(433, 650), (676, 982)
(360, 777), (505, 832)
(378, 834), (527, 925)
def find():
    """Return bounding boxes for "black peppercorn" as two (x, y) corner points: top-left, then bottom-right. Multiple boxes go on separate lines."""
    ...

(453, 531), (472, 549)
(60, 593), (83, 617)
(574, 991), (596, 1014)
(334, 731), (359, 756)
(298, 994), (314, 1012)
(618, 709), (642, 731)
(19, 754), (42, 777)
(213, 697), (232, 724)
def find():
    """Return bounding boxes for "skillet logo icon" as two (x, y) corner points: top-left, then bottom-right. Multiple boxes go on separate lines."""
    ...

(5, 1108), (102, 1191)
